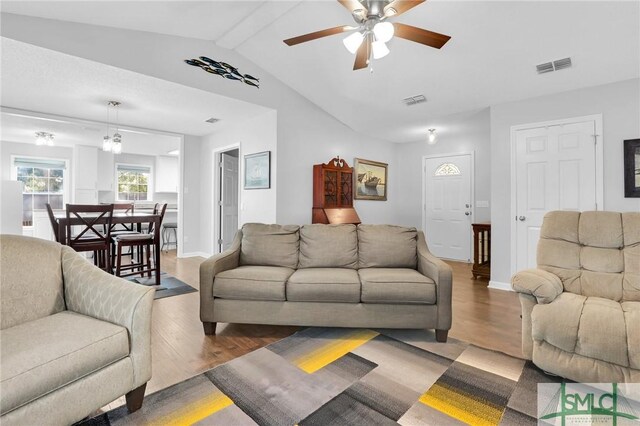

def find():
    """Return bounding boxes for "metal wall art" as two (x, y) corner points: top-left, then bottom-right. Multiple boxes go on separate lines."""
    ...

(184, 56), (260, 89)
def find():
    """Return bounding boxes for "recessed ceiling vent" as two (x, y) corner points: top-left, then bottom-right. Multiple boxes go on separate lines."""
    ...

(536, 57), (572, 74)
(402, 95), (427, 106)
(205, 117), (221, 124)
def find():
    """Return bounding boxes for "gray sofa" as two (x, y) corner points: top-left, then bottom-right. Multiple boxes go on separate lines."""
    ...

(0, 235), (155, 426)
(200, 224), (453, 341)
(512, 211), (640, 383)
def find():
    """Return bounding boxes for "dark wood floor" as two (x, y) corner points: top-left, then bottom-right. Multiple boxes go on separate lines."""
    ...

(105, 252), (522, 408)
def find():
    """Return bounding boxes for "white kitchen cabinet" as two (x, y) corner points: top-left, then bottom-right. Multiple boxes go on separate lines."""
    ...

(73, 145), (98, 202)
(155, 155), (179, 193)
(97, 150), (115, 191)
(32, 211), (55, 241)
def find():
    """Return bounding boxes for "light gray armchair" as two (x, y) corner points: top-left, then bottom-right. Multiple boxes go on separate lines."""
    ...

(0, 235), (155, 426)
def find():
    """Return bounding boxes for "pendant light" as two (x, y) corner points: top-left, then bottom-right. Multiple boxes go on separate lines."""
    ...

(35, 131), (54, 146)
(103, 101), (122, 154)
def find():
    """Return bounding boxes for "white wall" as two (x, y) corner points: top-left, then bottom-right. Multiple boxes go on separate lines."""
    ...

(490, 78), (640, 285)
(199, 110), (278, 255)
(181, 134), (202, 255)
(395, 108), (491, 229)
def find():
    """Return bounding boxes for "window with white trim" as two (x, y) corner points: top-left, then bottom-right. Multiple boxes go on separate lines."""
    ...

(13, 157), (67, 226)
(116, 164), (151, 201)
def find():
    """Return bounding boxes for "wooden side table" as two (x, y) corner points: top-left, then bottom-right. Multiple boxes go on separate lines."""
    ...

(472, 222), (491, 280)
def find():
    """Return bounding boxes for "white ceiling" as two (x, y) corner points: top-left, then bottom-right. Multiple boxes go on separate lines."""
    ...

(0, 37), (271, 138)
(1, 111), (181, 156)
(1, 1), (639, 143)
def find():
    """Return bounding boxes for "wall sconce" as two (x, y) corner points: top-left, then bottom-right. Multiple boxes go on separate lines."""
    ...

(427, 128), (438, 145)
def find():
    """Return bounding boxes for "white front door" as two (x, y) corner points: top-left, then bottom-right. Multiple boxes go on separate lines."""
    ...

(220, 153), (239, 251)
(515, 120), (598, 271)
(423, 153), (473, 262)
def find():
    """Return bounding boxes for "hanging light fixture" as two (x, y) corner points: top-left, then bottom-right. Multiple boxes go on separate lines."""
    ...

(103, 101), (122, 154)
(35, 131), (54, 146)
(343, 31), (365, 54)
(427, 128), (438, 145)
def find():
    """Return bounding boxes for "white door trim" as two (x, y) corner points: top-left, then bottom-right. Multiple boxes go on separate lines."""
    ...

(509, 114), (604, 278)
(212, 143), (241, 255)
(422, 151), (475, 261)
(177, 135), (185, 258)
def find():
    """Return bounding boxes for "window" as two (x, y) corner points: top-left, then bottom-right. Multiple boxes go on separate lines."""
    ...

(13, 157), (67, 226)
(117, 164), (151, 201)
(434, 163), (461, 176)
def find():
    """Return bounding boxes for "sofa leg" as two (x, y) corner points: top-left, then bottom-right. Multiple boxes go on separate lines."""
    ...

(435, 329), (448, 343)
(203, 321), (217, 335)
(125, 383), (146, 413)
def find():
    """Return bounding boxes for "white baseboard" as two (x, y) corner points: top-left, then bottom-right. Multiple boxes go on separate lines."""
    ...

(180, 251), (211, 259)
(488, 280), (513, 292)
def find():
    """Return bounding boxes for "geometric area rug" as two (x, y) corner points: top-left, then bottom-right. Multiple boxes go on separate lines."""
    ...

(78, 327), (565, 425)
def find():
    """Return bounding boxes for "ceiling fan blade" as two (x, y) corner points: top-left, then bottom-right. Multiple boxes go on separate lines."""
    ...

(393, 23), (451, 49)
(384, 0), (425, 17)
(338, 0), (368, 16)
(284, 25), (353, 46)
(353, 37), (370, 70)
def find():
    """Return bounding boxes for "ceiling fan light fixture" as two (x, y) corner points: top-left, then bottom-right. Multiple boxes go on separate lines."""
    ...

(372, 40), (390, 59)
(343, 31), (364, 54)
(373, 21), (394, 43)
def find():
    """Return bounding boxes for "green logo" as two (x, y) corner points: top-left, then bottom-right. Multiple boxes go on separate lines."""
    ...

(539, 383), (639, 425)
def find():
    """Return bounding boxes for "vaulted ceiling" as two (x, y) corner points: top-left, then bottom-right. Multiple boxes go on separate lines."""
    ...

(2, 1), (639, 143)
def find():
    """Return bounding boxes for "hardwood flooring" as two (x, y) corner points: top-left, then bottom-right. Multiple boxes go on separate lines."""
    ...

(105, 251), (522, 408)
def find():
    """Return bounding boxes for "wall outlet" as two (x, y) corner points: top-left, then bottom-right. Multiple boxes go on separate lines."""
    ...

(476, 200), (490, 208)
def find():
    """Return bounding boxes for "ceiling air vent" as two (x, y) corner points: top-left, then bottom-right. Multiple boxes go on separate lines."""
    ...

(536, 57), (572, 74)
(205, 117), (220, 124)
(402, 95), (427, 106)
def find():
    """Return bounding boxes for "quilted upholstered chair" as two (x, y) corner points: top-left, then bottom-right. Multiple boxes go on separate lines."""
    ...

(0, 235), (155, 425)
(511, 211), (640, 383)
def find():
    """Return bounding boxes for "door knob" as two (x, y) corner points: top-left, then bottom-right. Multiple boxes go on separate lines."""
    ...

(465, 212), (471, 216)
(518, 216), (526, 221)
(465, 204), (471, 208)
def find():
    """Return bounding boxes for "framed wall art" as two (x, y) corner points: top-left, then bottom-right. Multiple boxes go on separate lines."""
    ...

(244, 151), (270, 190)
(624, 138), (640, 198)
(354, 158), (388, 201)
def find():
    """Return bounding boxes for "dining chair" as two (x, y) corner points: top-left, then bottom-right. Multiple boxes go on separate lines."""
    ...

(113, 203), (167, 280)
(65, 204), (114, 273)
(45, 203), (60, 243)
(108, 202), (139, 263)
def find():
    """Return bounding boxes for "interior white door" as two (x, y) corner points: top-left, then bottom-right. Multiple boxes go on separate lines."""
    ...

(220, 153), (239, 252)
(515, 120), (597, 271)
(424, 154), (473, 261)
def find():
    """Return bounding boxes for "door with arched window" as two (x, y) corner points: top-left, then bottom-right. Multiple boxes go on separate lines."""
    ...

(423, 153), (473, 262)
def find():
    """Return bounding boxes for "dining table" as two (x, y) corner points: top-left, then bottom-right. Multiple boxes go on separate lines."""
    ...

(53, 211), (163, 285)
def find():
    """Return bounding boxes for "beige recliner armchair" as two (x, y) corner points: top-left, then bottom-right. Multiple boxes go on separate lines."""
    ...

(0, 235), (155, 425)
(512, 211), (640, 383)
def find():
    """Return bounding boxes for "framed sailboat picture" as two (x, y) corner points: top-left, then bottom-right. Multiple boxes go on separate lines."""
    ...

(354, 158), (388, 201)
(244, 151), (271, 189)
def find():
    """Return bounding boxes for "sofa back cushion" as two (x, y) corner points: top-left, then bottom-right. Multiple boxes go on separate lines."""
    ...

(537, 211), (640, 302)
(299, 224), (358, 269)
(0, 235), (66, 330)
(357, 225), (418, 269)
(240, 223), (300, 269)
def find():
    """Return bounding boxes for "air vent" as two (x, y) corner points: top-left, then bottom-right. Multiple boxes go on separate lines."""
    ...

(536, 57), (572, 74)
(402, 95), (427, 106)
(205, 117), (220, 124)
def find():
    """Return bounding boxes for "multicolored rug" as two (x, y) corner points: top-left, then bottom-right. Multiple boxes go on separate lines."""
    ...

(82, 328), (564, 425)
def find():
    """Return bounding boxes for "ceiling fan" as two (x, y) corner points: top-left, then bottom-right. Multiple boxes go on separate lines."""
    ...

(283, 0), (451, 70)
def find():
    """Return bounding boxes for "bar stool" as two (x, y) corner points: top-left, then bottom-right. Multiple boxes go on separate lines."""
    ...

(162, 222), (177, 252)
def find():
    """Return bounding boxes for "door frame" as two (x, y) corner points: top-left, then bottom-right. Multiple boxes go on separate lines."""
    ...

(509, 114), (604, 277)
(211, 143), (241, 255)
(422, 151), (475, 261)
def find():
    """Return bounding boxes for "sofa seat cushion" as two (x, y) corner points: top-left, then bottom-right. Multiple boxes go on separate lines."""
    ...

(214, 266), (294, 301)
(0, 311), (129, 415)
(532, 293), (639, 369)
(359, 268), (436, 305)
(287, 268), (360, 303)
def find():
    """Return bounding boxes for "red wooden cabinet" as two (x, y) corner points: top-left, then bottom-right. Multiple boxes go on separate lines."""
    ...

(312, 157), (361, 224)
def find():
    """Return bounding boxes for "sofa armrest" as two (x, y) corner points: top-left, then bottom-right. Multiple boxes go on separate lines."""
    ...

(61, 246), (155, 388)
(199, 230), (242, 323)
(417, 231), (453, 330)
(511, 269), (563, 304)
